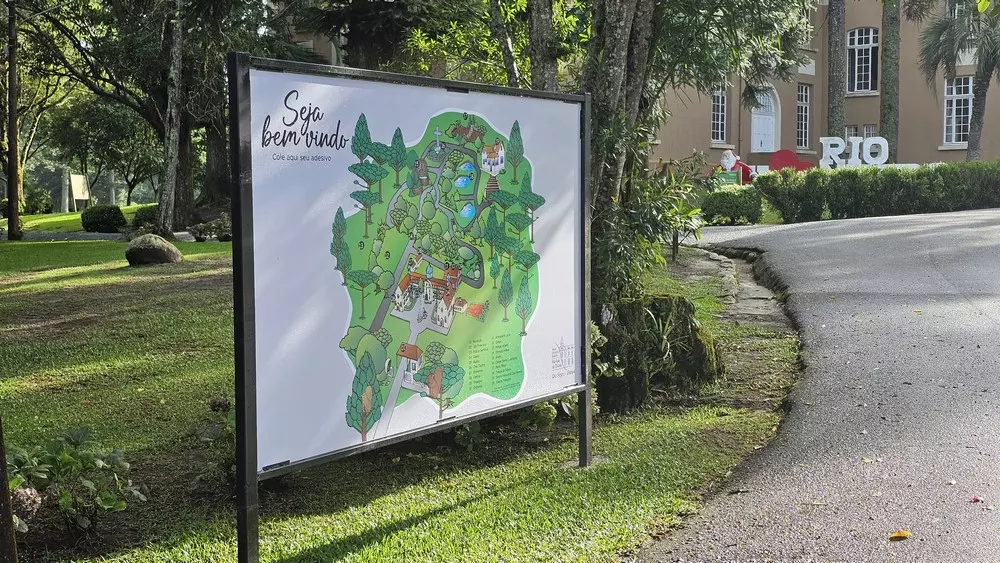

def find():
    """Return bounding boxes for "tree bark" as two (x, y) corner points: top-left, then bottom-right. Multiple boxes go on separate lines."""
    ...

(527, 0), (559, 91)
(199, 118), (229, 207)
(488, 0), (520, 88)
(156, 0), (184, 236)
(173, 115), (194, 228)
(0, 415), (18, 563)
(611, 0), (656, 200)
(827, 0), (847, 138)
(966, 63), (993, 161)
(880, 0), (900, 162)
(586, 0), (639, 206)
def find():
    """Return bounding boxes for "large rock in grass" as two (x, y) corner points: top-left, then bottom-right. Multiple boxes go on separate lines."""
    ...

(126, 234), (183, 266)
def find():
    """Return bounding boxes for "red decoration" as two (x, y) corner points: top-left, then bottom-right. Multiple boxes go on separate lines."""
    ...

(768, 149), (815, 172)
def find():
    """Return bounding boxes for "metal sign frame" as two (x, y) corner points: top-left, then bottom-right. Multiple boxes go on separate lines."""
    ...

(227, 52), (591, 563)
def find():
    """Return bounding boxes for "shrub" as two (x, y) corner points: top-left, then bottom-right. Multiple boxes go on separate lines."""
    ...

(81, 204), (127, 233)
(188, 222), (214, 242)
(701, 185), (763, 225)
(213, 212), (232, 241)
(6, 428), (145, 536)
(758, 160), (1000, 223)
(23, 186), (53, 215)
(131, 204), (159, 229)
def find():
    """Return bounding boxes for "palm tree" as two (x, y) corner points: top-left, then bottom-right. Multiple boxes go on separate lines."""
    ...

(828, 0), (847, 137)
(918, 2), (1000, 161)
(881, 0), (901, 162)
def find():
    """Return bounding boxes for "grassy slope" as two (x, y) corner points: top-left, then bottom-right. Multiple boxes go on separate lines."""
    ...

(5, 241), (783, 562)
(0, 204), (152, 233)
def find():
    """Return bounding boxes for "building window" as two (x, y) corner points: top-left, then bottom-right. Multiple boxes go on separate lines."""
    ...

(863, 124), (878, 138)
(944, 76), (973, 144)
(951, 0), (966, 19)
(711, 89), (727, 143)
(848, 28), (880, 93)
(845, 125), (859, 138)
(796, 84), (811, 149)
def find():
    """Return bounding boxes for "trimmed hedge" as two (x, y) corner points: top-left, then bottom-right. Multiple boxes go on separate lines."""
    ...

(754, 161), (1000, 223)
(701, 185), (763, 225)
(81, 205), (127, 233)
(131, 204), (159, 229)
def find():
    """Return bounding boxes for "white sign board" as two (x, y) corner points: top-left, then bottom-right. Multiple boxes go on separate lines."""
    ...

(238, 66), (586, 474)
(70, 174), (90, 201)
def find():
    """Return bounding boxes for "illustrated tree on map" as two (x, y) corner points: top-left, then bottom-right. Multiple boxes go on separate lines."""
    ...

(490, 253), (501, 289)
(347, 269), (378, 320)
(350, 190), (379, 238)
(507, 120), (524, 184)
(497, 234), (522, 272)
(369, 142), (393, 200)
(356, 334), (390, 385)
(515, 250), (540, 281)
(483, 207), (502, 259)
(375, 269), (395, 296)
(350, 162), (389, 204)
(352, 113), (371, 162)
(330, 207), (350, 285)
(518, 172), (546, 243)
(505, 212), (532, 241)
(345, 352), (384, 442)
(414, 363), (465, 419)
(498, 269), (513, 322)
(389, 128), (408, 187)
(490, 190), (519, 223)
(516, 275), (532, 336)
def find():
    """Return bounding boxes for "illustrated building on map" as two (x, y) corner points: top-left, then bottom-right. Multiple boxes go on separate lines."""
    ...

(481, 140), (505, 176)
(430, 265), (463, 329)
(392, 260), (466, 330)
(396, 343), (423, 383)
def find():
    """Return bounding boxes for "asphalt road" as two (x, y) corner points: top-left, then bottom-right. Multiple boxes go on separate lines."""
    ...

(641, 210), (1000, 561)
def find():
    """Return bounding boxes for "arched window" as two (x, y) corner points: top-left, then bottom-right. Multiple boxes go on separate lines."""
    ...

(751, 89), (779, 153)
(848, 28), (880, 93)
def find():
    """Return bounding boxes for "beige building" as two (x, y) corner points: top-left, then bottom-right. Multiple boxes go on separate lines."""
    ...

(652, 0), (1000, 168)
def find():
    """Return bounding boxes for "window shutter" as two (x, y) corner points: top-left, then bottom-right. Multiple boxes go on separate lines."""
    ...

(872, 46), (879, 91)
(848, 49), (856, 92)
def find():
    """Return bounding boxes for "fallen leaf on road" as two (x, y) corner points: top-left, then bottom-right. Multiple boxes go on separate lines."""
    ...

(948, 480), (957, 485)
(862, 458), (883, 463)
(727, 489), (751, 495)
(913, 309), (923, 314)
(971, 496), (984, 503)
(889, 530), (912, 541)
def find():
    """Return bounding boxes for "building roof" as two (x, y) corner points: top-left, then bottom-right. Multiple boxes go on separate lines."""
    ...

(397, 343), (422, 360)
(482, 140), (504, 159)
(466, 304), (485, 318)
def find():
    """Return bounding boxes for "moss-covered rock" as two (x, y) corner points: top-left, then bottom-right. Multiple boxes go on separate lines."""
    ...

(125, 234), (183, 266)
(596, 295), (722, 413)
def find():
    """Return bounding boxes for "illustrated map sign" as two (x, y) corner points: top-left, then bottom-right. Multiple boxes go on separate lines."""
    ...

(230, 57), (588, 479)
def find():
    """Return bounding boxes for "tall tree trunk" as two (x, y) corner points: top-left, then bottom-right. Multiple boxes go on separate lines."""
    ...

(880, 0), (900, 162)
(199, 118), (230, 207)
(157, 0), (184, 236)
(488, 0), (520, 88)
(827, 0), (847, 138)
(611, 0), (656, 201)
(0, 415), (17, 563)
(173, 115), (194, 228)
(527, 0), (559, 91)
(966, 64), (993, 161)
(582, 0), (638, 207)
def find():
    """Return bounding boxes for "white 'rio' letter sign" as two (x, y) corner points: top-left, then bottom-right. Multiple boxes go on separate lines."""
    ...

(819, 136), (890, 168)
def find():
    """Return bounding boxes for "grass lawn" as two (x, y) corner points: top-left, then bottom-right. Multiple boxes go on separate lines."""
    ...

(0, 204), (153, 233)
(4, 239), (787, 562)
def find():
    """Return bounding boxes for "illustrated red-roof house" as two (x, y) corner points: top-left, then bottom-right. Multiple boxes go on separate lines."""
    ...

(396, 343), (423, 380)
(482, 140), (505, 176)
(465, 303), (486, 320)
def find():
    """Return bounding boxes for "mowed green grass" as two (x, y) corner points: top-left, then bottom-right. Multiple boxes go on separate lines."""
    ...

(3, 240), (781, 562)
(0, 204), (152, 233)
